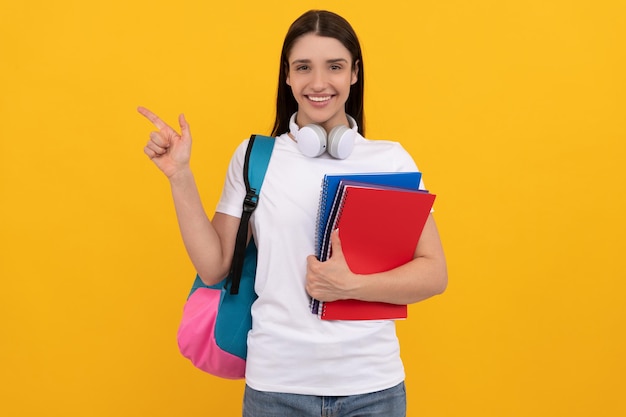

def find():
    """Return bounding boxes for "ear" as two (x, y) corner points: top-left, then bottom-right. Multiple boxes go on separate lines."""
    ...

(351, 59), (359, 85)
(285, 63), (291, 86)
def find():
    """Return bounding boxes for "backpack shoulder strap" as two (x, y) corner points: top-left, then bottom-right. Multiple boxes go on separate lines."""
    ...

(229, 135), (275, 294)
(245, 135), (275, 196)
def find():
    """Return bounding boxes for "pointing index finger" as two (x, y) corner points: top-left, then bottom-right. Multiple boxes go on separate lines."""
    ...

(137, 106), (170, 130)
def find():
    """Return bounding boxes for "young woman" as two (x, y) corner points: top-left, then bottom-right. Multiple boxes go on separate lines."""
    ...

(139, 10), (447, 417)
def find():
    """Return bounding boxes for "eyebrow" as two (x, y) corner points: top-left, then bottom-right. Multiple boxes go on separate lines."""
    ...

(290, 58), (349, 65)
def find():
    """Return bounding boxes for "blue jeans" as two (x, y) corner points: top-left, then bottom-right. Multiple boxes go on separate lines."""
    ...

(243, 382), (406, 417)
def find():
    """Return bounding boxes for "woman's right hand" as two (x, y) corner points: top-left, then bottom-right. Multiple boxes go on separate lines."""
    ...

(138, 106), (192, 178)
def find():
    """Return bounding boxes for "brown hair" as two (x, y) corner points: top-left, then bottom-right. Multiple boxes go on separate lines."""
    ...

(271, 10), (365, 137)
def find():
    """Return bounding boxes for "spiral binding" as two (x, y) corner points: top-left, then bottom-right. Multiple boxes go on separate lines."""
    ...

(318, 301), (327, 319)
(311, 184), (352, 315)
(314, 176), (331, 259)
(319, 184), (354, 261)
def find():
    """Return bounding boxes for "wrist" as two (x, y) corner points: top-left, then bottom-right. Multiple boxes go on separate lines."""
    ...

(168, 166), (194, 184)
(343, 272), (365, 300)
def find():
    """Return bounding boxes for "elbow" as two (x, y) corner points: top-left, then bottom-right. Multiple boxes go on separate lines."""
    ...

(407, 257), (448, 303)
(429, 262), (448, 296)
(197, 272), (223, 287)
(434, 271), (448, 295)
(406, 263), (447, 304)
(196, 265), (230, 287)
(434, 248), (448, 294)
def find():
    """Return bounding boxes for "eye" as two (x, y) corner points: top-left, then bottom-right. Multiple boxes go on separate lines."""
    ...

(296, 65), (310, 72)
(330, 64), (342, 71)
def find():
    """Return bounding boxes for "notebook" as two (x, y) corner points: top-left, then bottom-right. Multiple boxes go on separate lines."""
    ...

(317, 182), (436, 320)
(311, 172), (423, 315)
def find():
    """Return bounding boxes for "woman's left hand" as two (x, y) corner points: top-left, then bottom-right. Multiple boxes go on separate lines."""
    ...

(305, 230), (357, 302)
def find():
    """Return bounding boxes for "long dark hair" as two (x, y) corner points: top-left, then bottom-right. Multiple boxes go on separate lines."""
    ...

(271, 10), (365, 137)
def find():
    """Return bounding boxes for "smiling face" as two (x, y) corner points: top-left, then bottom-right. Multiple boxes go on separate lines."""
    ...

(286, 33), (359, 134)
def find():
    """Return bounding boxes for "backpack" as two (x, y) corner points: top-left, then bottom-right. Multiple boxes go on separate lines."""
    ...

(176, 134), (275, 379)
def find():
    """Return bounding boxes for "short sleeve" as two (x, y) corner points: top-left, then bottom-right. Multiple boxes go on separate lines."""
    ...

(215, 139), (250, 218)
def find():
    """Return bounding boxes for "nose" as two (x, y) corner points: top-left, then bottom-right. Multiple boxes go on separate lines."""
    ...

(310, 68), (327, 91)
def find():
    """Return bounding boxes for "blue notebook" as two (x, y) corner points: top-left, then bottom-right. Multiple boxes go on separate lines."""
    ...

(311, 171), (423, 314)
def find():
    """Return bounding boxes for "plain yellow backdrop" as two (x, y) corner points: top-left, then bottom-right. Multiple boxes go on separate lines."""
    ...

(1, 0), (624, 416)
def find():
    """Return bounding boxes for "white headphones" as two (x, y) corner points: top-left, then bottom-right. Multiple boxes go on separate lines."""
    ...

(289, 113), (358, 159)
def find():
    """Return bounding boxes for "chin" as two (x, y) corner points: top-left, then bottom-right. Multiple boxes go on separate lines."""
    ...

(298, 105), (345, 125)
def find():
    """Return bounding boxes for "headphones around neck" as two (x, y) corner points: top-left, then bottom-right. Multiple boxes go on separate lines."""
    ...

(289, 113), (357, 159)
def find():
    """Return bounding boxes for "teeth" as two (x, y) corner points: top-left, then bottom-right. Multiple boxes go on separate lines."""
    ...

(308, 96), (331, 102)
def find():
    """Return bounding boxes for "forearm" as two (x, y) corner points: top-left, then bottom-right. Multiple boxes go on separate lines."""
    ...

(349, 255), (447, 305)
(168, 168), (232, 284)
(307, 216), (448, 305)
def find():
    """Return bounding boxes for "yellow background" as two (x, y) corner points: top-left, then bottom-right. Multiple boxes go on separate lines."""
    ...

(1, 0), (624, 416)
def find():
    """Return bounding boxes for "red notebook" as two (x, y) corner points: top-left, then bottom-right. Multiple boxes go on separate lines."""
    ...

(318, 182), (436, 320)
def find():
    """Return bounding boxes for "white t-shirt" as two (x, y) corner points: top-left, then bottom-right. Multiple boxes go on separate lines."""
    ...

(216, 132), (421, 396)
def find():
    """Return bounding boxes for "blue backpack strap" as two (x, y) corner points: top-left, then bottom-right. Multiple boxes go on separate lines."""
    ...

(246, 135), (275, 198)
(228, 135), (275, 294)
